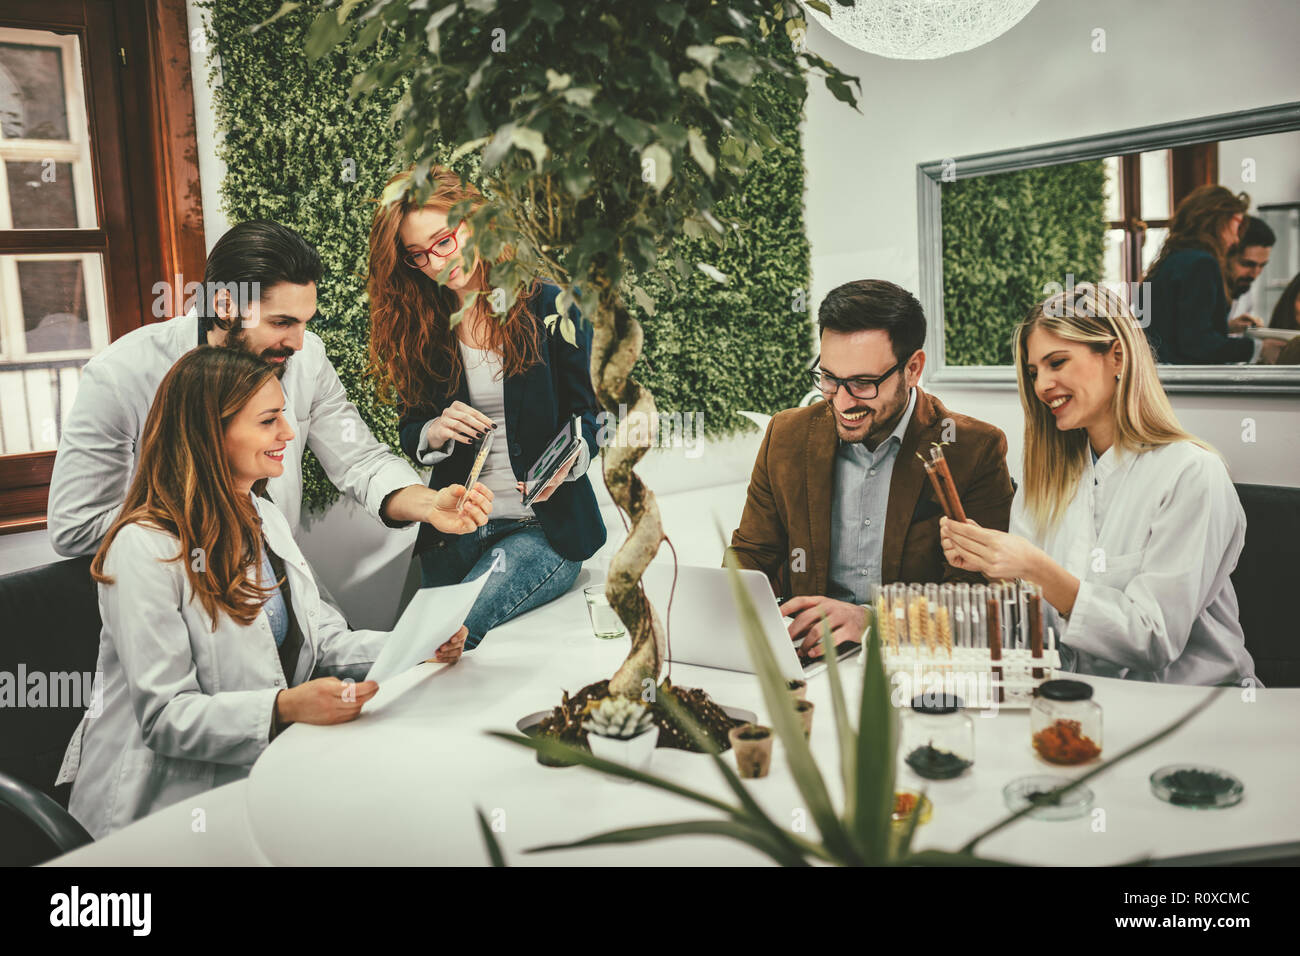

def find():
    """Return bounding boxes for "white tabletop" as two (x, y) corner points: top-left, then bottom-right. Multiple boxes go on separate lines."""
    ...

(52, 570), (1300, 866)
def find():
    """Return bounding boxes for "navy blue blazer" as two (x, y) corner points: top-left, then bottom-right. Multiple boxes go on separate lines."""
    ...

(1143, 248), (1253, 365)
(397, 282), (607, 562)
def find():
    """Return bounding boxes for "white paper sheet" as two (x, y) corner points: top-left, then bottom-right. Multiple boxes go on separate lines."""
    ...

(365, 554), (500, 684)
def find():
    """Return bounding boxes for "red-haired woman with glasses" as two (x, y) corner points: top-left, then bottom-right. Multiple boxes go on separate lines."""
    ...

(367, 166), (606, 650)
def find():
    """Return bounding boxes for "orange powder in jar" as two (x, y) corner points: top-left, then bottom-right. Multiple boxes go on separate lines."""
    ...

(1032, 718), (1101, 764)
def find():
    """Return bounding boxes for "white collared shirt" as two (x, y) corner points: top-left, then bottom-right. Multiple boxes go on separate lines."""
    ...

(47, 310), (419, 555)
(1011, 440), (1256, 686)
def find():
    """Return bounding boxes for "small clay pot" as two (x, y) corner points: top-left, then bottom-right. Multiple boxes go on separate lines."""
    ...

(793, 699), (815, 739)
(728, 723), (773, 778)
(786, 679), (807, 702)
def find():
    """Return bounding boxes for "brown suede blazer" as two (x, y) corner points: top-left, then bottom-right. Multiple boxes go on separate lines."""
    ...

(728, 388), (1014, 598)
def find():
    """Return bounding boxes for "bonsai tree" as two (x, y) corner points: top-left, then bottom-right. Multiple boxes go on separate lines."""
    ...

(288, 0), (860, 726)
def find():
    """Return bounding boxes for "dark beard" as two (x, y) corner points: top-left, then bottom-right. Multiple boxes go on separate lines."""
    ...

(1232, 276), (1254, 297)
(223, 325), (291, 378)
(862, 394), (907, 448)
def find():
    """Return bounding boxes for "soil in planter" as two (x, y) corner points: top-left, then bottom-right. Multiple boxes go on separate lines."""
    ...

(528, 678), (743, 766)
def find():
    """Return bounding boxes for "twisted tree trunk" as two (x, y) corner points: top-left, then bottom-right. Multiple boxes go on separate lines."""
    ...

(588, 283), (667, 698)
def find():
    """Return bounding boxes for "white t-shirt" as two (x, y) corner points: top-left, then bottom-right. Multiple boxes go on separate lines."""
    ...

(458, 342), (532, 520)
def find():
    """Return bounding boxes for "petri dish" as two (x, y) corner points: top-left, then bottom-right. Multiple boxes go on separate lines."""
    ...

(1150, 764), (1243, 809)
(1002, 774), (1094, 821)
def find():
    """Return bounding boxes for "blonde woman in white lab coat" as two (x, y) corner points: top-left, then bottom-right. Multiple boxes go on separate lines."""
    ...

(940, 283), (1256, 686)
(58, 347), (492, 839)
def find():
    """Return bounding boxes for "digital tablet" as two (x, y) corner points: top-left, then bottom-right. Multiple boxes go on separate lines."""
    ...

(521, 417), (584, 507)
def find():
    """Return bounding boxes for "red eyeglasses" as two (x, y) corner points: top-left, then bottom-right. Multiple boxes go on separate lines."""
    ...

(403, 228), (460, 269)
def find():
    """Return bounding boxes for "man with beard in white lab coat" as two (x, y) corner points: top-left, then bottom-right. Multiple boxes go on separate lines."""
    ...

(48, 220), (489, 561)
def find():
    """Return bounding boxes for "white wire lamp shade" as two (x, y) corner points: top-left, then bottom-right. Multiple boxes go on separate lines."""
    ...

(804, 0), (1041, 60)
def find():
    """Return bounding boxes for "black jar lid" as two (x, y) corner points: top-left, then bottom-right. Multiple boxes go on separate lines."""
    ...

(911, 693), (964, 714)
(1037, 679), (1094, 702)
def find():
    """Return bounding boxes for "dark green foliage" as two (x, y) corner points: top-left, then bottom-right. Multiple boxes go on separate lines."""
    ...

(635, 31), (813, 432)
(941, 160), (1107, 366)
(201, 0), (414, 512)
(202, 1), (820, 511)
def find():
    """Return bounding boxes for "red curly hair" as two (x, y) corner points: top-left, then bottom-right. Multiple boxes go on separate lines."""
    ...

(367, 165), (540, 408)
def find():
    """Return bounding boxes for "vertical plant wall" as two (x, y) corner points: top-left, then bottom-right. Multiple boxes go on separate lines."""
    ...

(941, 160), (1107, 366)
(202, 1), (814, 512)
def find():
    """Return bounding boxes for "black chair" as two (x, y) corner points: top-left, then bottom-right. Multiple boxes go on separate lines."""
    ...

(0, 555), (101, 864)
(0, 771), (93, 865)
(1232, 483), (1300, 688)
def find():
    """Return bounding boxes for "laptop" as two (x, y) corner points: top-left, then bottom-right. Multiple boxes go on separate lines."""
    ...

(639, 563), (863, 680)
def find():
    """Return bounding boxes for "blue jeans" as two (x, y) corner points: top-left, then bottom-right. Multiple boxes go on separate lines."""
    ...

(418, 518), (581, 650)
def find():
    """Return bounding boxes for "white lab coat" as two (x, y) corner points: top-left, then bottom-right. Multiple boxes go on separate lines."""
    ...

(1011, 440), (1256, 685)
(58, 496), (389, 839)
(47, 310), (419, 556)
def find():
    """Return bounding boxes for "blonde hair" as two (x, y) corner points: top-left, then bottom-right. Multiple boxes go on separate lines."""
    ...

(1013, 282), (1211, 536)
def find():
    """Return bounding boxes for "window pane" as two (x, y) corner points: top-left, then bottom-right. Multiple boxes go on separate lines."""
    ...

(6, 160), (77, 228)
(0, 254), (105, 455)
(18, 259), (91, 352)
(1142, 227), (1169, 274)
(1103, 157), (1121, 222)
(0, 31), (96, 228)
(1140, 150), (1170, 220)
(1102, 228), (1126, 292)
(0, 41), (70, 139)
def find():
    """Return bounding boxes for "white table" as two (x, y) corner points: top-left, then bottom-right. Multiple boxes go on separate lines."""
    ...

(51, 571), (1300, 866)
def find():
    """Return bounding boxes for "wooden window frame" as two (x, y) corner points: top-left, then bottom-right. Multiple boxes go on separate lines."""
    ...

(1106, 143), (1217, 288)
(0, 0), (205, 535)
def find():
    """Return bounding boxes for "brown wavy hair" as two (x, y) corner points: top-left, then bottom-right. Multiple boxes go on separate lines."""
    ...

(91, 347), (282, 629)
(1142, 184), (1249, 299)
(367, 165), (540, 408)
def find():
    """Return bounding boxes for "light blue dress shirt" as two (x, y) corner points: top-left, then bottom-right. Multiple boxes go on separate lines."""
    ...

(259, 541), (289, 647)
(827, 387), (917, 604)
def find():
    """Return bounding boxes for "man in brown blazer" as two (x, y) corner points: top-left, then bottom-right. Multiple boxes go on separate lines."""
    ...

(728, 280), (1014, 659)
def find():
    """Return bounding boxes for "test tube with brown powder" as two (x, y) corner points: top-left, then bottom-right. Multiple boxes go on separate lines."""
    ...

(987, 588), (1003, 703)
(923, 444), (968, 522)
(1028, 586), (1044, 678)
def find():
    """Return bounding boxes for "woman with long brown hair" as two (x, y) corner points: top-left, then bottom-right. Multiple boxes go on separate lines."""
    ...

(368, 166), (606, 650)
(1141, 184), (1284, 364)
(941, 284), (1255, 686)
(57, 347), (485, 838)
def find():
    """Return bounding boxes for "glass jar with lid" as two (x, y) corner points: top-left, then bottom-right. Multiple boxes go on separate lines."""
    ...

(1031, 679), (1102, 765)
(901, 692), (974, 779)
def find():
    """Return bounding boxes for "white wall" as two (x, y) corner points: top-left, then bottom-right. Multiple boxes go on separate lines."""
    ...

(9, 0), (1299, 608)
(803, 0), (1300, 487)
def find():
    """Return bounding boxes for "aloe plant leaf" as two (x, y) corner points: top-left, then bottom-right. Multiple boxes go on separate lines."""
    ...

(720, 544), (863, 864)
(894, 785), (927, 860)
(488, 730), (741, 817)
(475, 807), (506, 867)
(852, 617), (896, 863)
(654, 686), (827, 864)
(817, 613), (859, 825)
(527, 819), (811, 867)
(959, 687), (1223, 854)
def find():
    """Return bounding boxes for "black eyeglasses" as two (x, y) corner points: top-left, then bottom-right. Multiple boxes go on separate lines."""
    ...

(809, 354), (906, 400)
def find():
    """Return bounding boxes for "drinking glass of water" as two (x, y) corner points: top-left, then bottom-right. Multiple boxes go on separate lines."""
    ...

(584, 585), (625, 640)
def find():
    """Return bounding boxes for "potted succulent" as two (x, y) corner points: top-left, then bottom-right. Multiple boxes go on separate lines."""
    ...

(582, 697), (658, 777)
(727, 723), (774, 779)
